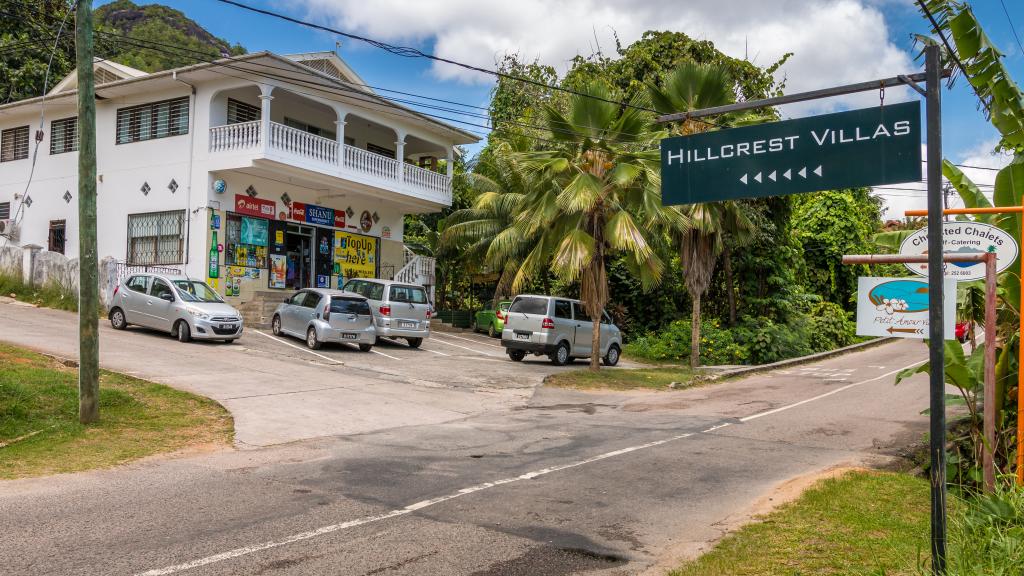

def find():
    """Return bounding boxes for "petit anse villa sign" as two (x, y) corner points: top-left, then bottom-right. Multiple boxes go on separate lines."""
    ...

(661, 101), (922, 204)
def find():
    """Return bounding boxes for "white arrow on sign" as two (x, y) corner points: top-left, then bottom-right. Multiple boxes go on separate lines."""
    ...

(754, 172), (762, 183)
(814, 165), (823, 177)
(798, 167), (807, 178)
(740, 174), (748, 184)
(768, 170), (777, 182)
(783, 168), (792, 180)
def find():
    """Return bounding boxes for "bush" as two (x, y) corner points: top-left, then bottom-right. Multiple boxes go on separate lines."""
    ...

(941, 483), (1024, 575)
(807, 301), (856, 353)
(736, 316), (812, 365)
(0, 272), (78, 312)
(625, 318), (747, 366)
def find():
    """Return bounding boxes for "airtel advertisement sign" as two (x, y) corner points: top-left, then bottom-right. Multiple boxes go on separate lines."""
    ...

(234, 194), (276, 219)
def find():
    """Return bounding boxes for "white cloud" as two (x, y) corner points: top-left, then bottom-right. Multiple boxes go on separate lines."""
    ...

(957, 137), (1013, 170)
(293, 0), (917, 114)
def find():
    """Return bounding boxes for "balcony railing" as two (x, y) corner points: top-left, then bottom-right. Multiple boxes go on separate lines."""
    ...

(208, 121), (452, 203)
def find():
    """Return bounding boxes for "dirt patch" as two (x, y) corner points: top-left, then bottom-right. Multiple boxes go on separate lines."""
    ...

(639, 463), (866, 576)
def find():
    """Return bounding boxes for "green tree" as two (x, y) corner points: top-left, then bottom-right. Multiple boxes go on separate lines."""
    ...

(515, 80), (681, 370)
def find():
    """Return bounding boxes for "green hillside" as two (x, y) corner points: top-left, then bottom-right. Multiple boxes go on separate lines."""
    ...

(0, 0), (245, 104)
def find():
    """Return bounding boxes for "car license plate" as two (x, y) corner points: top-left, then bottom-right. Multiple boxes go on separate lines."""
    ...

(342, 333), (357, 340)
(516, 333), (530, 341)
(399, 321), (415, 329)
(219, 324), (232, 330)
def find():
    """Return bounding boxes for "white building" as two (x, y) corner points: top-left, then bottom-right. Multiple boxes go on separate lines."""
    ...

(0, 52), (477, 318)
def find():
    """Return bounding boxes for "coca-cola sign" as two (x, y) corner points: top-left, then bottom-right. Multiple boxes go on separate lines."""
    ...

(234, 194), (276, 219)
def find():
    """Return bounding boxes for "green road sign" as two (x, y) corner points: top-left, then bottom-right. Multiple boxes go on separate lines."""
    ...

(661, 101), (922, 205)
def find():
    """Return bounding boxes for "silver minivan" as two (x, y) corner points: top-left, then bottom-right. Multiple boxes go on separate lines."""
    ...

(110, 274), (243, 342)
(501, 295), (622, 366)
(342, 278), (431, 348)
(271, 288), (376, 351)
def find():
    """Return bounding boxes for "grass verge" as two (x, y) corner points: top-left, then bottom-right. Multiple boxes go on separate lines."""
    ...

(0, 342), (233, 479)
(0, 272), (78, 312)
(544, 366), (698, 391)
(670, 470), (930, 576)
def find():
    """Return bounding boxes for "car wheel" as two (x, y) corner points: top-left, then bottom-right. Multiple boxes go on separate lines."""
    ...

(549, 341), (570, 366)
(407, 337), (423, 348)
(471, 319), (478, 333)
(488, 323), (497, 338)
(508, 349), (526, 362)
(110, 308), (127, 330)
(176, 320), (191, 343)
(603, 344), (621, 367)
(222, 339), (235, 345)
(306, 327), (322, 350)
(359, 343), (373, 352)
(373, 336), (380, 346)
(271, 315), (283, 336)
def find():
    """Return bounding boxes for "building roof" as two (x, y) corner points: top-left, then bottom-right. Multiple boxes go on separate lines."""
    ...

(0, 51), (479, 144)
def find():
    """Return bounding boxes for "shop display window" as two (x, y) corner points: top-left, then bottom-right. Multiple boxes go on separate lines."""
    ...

(225, 213), (268, 268)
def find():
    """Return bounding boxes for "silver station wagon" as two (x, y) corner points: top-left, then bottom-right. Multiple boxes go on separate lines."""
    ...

(109, 274), (243, 342)
(272, 288), (376, 351)
(501, 294), (622, 366)
(342, 279), (431, 348)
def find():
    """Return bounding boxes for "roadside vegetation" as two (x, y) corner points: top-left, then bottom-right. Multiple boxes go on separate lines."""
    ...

(544, 366), (699, 391)
(0, 272), (78, 312)
(0, 343), (232, 479)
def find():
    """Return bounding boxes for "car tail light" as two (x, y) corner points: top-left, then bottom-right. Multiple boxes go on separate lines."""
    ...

(380, 304), (391, 316)
(323, 302), (331, 321)
(426, 307), (432, 319)
(113, 284), (120, 298)
(541, 317), (554, 329)
(496, 310), (504, 321)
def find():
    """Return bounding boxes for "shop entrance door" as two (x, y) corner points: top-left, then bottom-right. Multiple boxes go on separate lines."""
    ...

(285, 224), (315, 289)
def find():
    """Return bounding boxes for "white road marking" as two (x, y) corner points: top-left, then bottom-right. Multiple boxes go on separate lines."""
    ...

(369, 348), (402, 361)
(436, 332), (503, 348)
(430, 337), (499, 357)
(134, 358), (924, 576)
(423, 347), (451, 356)
(739, 362), (921, 423)
(254, 331), (343, 366)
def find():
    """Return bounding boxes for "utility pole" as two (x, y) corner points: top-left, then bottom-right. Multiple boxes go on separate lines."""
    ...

(76, 0), (99, 424)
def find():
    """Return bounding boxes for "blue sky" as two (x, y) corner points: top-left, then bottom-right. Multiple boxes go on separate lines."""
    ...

(100, 0), (1023, 213)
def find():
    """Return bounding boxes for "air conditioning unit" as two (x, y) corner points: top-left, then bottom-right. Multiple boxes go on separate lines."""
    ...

(0, 219), (11, 236)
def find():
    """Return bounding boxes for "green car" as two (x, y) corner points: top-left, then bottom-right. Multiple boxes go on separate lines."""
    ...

(473, 301), (511, 338)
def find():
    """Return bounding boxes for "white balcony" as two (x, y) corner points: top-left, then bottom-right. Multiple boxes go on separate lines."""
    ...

(208, 120), (452, 205)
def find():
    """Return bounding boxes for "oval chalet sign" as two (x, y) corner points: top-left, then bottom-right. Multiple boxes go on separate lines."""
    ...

(899, 221), (1018, 281)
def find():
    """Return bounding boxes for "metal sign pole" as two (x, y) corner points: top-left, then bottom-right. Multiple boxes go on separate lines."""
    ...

(924, 43), (947, 574)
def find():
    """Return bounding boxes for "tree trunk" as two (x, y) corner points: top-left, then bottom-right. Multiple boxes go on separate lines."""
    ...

(591, 305), (601, 371)
(723, 245), (736, 326)
(691, 293), (701, 369)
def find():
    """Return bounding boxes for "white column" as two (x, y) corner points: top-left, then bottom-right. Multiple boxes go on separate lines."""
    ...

(258, 84), (274, 152)
(446, 147), (454, 179)
(335, 120), (347, 168)
(394, 130), (406, 182)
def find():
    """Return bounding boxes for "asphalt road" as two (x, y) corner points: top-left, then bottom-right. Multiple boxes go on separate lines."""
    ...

(0, 301), (936, 575)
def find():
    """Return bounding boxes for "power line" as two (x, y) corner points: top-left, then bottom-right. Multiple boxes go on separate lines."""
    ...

(999, 0), (1024, 59)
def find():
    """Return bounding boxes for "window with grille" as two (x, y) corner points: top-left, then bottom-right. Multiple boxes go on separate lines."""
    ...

(1, 125), (30, 162)
(227, 98), (260, 124)
(116, 97), (189, 145)
(48, 220), (66, 254)
(366, 143), (395, 159)
(127, 210), (186, 265)
(0, 202), (10, 219)
(50, 117), (78, 155)
(284, 117), (336, 140)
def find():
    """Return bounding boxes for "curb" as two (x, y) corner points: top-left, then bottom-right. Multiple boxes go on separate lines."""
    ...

(704, 337), (897, 380)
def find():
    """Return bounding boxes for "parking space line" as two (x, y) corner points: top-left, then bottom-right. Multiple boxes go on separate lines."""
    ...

(430, 337), (500, 357)
(254, 331), (343, 365)
(369, 348), (402, 361)
(436, 332), (503, 348)
(423, 347), (451, 356)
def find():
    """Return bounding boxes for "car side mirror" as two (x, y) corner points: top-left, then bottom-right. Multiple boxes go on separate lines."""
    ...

(159, 293), (174, 302)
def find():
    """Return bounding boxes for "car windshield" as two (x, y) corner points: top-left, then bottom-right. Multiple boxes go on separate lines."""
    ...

(509, 297), (547, 315)
(173, 280), (223, 303)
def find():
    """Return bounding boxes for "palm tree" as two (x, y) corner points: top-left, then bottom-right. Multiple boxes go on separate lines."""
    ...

(648, 62), (757, 367)
(514, 80), (684, 370)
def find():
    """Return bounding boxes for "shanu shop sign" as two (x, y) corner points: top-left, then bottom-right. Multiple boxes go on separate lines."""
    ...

(661, 101), (922, 205)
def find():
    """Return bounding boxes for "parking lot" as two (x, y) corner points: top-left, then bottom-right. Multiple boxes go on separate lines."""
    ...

(0, 299), (638, 448)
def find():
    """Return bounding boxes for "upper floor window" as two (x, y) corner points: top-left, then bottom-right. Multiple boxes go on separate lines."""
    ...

(227, 98), (260, 124)
(0, 201), (10, 219)
(116, 97), (189, 145)
(284, 117), (335, 140)
(1, 125), (30, 162)
(50, 117), (78, 155)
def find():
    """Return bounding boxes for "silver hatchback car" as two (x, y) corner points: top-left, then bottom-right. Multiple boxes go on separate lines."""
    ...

(342, 278), (431, 348)
(109, 274), (243, 342)
(501, 294), (622, 366)
(271, 288), (376, 351)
